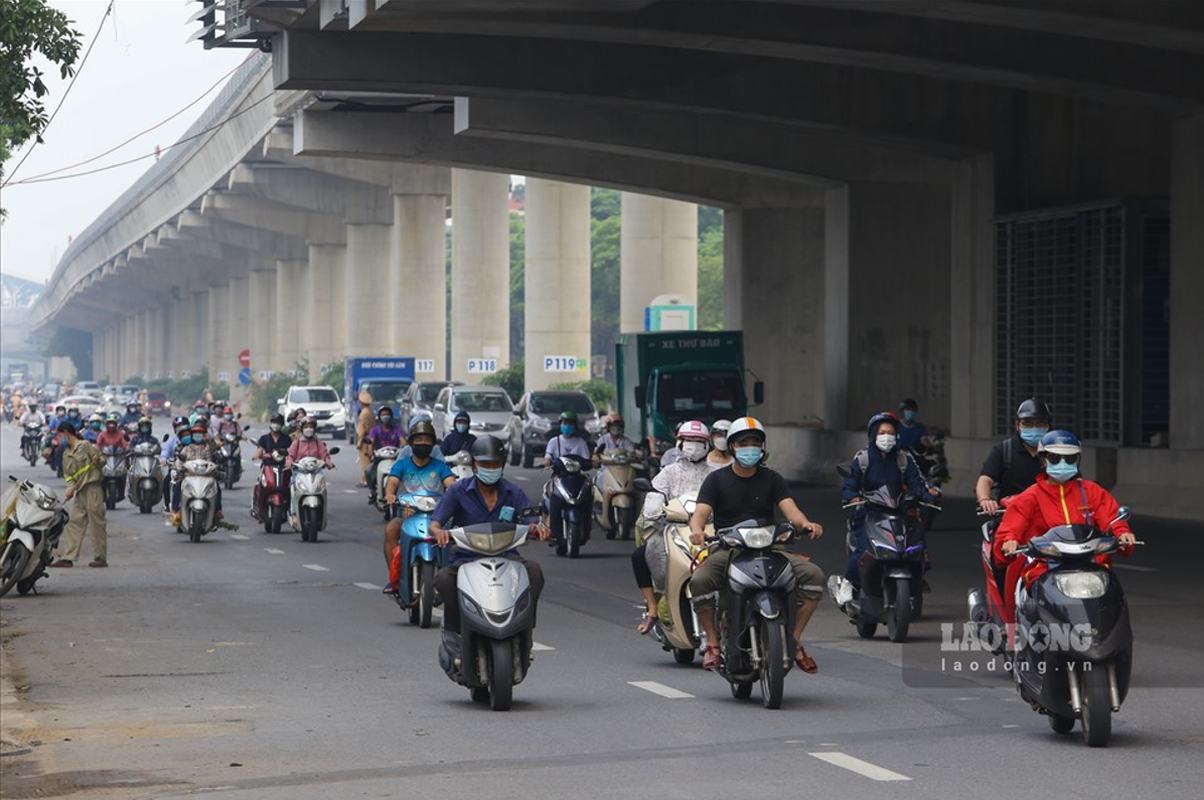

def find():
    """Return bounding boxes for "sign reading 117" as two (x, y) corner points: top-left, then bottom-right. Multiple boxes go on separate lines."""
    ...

(415, 359), (436, 373)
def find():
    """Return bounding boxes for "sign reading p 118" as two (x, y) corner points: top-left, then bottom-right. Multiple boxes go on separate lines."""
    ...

(467, 359), (497, 374)
(415, 359), (436, 374)
(544, 356), (586, 373)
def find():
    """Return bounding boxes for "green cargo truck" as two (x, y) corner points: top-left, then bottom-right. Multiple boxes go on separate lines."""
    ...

(615, 331), (762, 456)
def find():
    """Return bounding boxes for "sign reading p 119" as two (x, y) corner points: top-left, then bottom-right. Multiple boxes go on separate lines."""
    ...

(544, 356), (587, 373)
(467, 359), (497, 374)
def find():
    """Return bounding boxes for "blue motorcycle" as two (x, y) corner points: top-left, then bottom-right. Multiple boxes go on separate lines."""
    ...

(392, 490), (446, 628)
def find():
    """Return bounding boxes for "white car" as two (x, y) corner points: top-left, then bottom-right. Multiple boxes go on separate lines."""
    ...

(277, 385), (347, 439)
(431, 385), (514, 441)
(58, 394), (104, 419)
(72, 381), (103, 398)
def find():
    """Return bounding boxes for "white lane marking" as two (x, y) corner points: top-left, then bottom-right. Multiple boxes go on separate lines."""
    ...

(808, 752), (910, 782)
(354, 582), (380, 591)
(512, 475), (530, 481)
(264, 548), (285, 555)
(229, 534), (249, 540)
(628, 681), (694, 699)
(531, 642), (555, 651)
(343, 489), (359, 494)
(303, 564), (329, 572)
(1002, 724), (1019, 728)
(1113, 563), (1158, 573)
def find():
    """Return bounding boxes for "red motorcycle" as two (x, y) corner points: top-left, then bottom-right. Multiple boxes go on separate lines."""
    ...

(967, 498), (1015, 654)
(254, 450), (291, 533)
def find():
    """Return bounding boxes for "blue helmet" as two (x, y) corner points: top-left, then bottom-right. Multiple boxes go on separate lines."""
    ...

(1038, 430), (1081, 456)
(866, 412), (900, 441)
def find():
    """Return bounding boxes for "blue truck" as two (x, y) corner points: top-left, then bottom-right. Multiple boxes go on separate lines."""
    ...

(343, 357), (416, 441)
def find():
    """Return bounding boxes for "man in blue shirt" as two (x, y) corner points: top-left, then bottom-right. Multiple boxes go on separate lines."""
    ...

(381, 419), (456, 592)
(431, 436), (549, 631)
(895, 398), (931, 452)
(542, 410), (592, 546)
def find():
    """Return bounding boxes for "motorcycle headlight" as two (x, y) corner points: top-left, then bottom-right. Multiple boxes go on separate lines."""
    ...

(529, 416), (551, 431)
(1053, 572), (1108, 599)
(736, 526), (774, 549)
(413, 496), (438, 513)
(563, 460), (581, 474)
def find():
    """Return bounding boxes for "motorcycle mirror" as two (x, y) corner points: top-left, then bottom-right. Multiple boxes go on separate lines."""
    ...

(836, 464), (853, 478)
(162, 433), (170, 442)
(753, 381), (765, 405)
(632, 477), (658, 494)
(329, 446), (341, 456)
(1111, 506), (1130, 526)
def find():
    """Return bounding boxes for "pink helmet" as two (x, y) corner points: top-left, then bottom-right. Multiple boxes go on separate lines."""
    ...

(677, 420), (710, 442)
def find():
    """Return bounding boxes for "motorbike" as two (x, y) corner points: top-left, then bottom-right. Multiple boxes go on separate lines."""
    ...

(542, 454), (592, 559)
(446, 449), (474, 481)
(967, 502), (1012, 655)
(907, 432), (948, 530)
(1010, 509), (1140, 747)
(218, 431), (243, 489)
(594, 448), (645, 541)
(178, 458), (220, 543)
(125, 441), (163, 514)
(437, 517), (539, 711)
(833, 465), (939, 642)
(100, 444), (129, 510)
(390, 490), (446, 628)
(706, 519), (801, 709)
(290, 447), (338, 543)
(0, 476), (69, 597)
(21, 422), (43, 467)
(255, 450), (291, 533)
(635, 480), (712, 665)
(372, 445), (401, 520)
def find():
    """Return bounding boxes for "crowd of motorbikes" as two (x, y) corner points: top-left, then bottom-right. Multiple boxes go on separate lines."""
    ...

(2, 412), (1143, 744)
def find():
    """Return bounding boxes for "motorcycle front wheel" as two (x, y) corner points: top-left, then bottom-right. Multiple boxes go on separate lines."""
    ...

(567, 519), (582, 559)
(1079, 665), (1112, 747)
(418, 561), (436, 629)
(618, 505), (635, 541)
(300, 507), (318, 543)
(887, 577), (912, 643)
(189, 514), (205, 543)
(268, 504), (284, 534)
(759, 617), (787, 709)
(489, 638), (514, 711)
(0, 542), (32, 597)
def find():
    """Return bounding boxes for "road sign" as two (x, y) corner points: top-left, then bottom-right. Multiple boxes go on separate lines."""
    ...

(467, 358), (498, 374)
(238, 349), (251, 368)
(543, 356), (587, 373)
(415, 359), (436, 373)
(238, 368), (251, 386)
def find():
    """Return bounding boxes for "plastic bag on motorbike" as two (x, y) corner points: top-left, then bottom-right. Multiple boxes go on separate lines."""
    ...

(643, 528), (668, 594)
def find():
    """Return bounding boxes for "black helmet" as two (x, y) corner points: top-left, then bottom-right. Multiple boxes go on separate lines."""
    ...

(270, 413), (285, 425)
(409, 419), (437, 441)
(1016, 398), (1052, 422)
(898, 398), (918, 411)
(866, 412), (900, 440)
(470, 435), (507, 463)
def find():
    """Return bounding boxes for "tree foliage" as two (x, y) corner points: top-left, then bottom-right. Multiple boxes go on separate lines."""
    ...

(41, 326), (92, 379)
(548, 379), (616, 412)
(483, 359), (523, 401)
(0, 0), (82, 151)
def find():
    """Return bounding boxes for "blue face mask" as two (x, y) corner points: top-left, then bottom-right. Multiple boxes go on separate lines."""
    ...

(560, 424), (575, 437)
(1045, 460), (1078, 483)
(1020, 427), (1048, 446)
(903, 410), (916, 423)
(181, 435), (193, 445)
(734, 446), (763, 467)
(455, 423), (469, 434)
(476, 466), (503, 485)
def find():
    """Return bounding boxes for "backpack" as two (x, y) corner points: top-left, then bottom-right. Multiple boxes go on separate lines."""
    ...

(854, 447), (912, 491)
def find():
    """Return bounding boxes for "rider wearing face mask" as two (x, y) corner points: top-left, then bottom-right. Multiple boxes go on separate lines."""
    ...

(542, 410), (593, 547)
(380, 419), (457, 592)
(707, 419), (734, 467)
(286, 420), (335, 470)
(591, 412), (640, 488)
(364, 406), (404, 504)
(251, 414), (293, 521)
(976, 398), (1052, 514)
(830, 412), (935, 607)
(440, 410), (477, 457)
(995, 430), (1136, 623)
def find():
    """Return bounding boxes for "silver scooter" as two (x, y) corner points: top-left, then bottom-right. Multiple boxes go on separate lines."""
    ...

(178, 459), (220, 543)
(291, 447), (339, 542)
(0, 476), (69, 597)
(126, 441), (164, 514)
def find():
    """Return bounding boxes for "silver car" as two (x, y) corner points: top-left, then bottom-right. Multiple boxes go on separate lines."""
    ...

(432, 385), (514, 441)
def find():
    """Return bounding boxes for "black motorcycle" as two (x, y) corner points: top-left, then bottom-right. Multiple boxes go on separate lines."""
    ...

(707, 520), (799, 709)
(21, 422), (43, 467)
(542, 454), (592, 559)
(1010, 508), (1139, 747)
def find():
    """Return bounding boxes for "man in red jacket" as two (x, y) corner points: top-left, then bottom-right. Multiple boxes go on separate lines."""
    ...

(994, 430), (1136, 623)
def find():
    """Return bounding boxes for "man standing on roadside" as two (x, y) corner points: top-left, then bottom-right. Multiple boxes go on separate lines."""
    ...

(50, 422), (109, 568)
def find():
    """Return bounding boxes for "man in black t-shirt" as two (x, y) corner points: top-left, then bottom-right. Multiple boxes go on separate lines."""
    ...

(688, 418), (826, 674)
(975, 398), (1051, 513)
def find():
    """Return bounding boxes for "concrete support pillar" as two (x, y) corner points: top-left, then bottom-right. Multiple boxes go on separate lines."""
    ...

(722, 211), (743, 331)
(306, 244), (344, 379)
(276, 259), (305, 373)
(146, 308), (165, 380)
(451, 169), (511, 382)
(227, 275), (250, 400)
(120, 317), (134, 381)
(392, 190), (449, 378)
(135, 312), (148, 380)
(1170, 113), (1204, 449)
(823, 187), (850, 432)
(345, 223), (394, 356)
(191, 291), (208, 379)
(949, 155), (996, 440)
(248, 268), (277, 380)
(524, 178), (592, 391)
(619, 193), (698, 333)
(208, 284), (230, 389)
(164, 298), (181, 378)
(91, 329), (105, 383)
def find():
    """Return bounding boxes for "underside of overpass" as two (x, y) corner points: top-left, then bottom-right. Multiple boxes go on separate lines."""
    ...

(32, 0), (1204, 518)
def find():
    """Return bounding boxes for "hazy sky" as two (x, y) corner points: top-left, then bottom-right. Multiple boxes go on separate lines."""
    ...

(1, 1), (247, 283)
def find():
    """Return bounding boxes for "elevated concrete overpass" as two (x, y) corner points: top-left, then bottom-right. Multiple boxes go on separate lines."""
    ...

(33, 0), (1204, 518)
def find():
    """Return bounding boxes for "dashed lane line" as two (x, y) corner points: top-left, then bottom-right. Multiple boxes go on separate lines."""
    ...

(264, 548), (285, 555)
(303, 564), (330, 572)
(229, 534), (249, 540)
(628, 681), (694, 699)
(808, 752), (910, 782)
(354, 582), (381, 591)
(531, 642), (555, 651)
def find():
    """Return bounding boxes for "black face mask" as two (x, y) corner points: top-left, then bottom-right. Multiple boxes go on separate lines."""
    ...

(380, 417), (393, 427)
(411, 443), (433, 459)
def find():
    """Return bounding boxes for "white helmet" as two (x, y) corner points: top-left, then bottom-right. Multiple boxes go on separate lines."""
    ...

(676, 420), (710, 442)
(726, 417), (767, 447)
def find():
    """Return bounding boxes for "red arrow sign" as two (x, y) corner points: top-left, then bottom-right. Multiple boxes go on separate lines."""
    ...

(238, 349), (251, 368)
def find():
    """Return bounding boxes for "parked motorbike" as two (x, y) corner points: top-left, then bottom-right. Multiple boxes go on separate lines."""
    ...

(178, 459), (220, 543)
(706, 519), (801, 709)
(542, 454), (592, 559)
(100, 444), (129, 510)
(594, 448), (645, 541)
(635, 479), (712, 665)
(218, 431), (244, 489)
(1010, 509), (1140, 747)
(390, 490), (446, 628)
(372, 445), (401, 520)
(126, 441), (163, 514)
(255, 450), (291, 533)
(437, 518), (539, 711)
(290, 447), (338, 543)
(21, 423), (42, 467)
(833, 465), (939, 642)
(0, 476), (69, 597)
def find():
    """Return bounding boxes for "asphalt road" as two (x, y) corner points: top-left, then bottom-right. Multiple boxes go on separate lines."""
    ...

(2, 421), (1202, 800)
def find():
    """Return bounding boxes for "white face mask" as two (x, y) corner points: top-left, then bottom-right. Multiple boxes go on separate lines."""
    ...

(712, 436), (728, 453)
(680, 441), (708, 462)
(875, 434), (896, 453)
(302, 428), (316, 439)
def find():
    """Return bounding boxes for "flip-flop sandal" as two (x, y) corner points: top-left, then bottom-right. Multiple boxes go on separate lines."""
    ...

(795, 646), (818, 674)
(637, 614), (656, 635)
